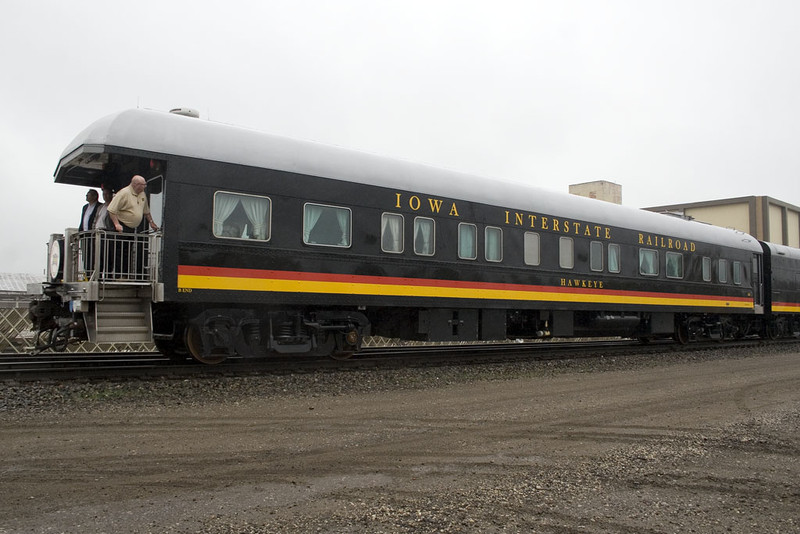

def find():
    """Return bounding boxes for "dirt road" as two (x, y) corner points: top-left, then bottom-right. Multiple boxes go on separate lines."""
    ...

(2, 347), (799, 533)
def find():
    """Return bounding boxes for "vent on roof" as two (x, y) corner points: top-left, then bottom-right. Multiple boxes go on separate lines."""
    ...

(169, 108), (200, 118)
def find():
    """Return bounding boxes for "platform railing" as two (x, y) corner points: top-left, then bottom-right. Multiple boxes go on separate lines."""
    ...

(73, 230), (161, 284)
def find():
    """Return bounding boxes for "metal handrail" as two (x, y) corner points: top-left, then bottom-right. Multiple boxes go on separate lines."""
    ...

(73, 230), (161, 284)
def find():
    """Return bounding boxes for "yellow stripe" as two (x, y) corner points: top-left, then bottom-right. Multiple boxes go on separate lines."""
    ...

(178, 274), (754, 309)
(774, 304), (800, 313)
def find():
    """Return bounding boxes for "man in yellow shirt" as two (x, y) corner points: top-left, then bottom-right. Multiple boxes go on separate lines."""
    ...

(106, 175), (159, 278)
(108, 175), (159, 233)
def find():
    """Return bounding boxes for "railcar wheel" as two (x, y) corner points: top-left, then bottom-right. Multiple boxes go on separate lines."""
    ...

(329, 329), (360, 360)
(185, 324), (227, 365)
(675, 323), (690, 345)
(765, 319), (782, 340)
(675, 316), (701, 345)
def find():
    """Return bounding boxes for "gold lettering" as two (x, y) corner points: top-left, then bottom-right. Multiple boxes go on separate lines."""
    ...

(428, 198), (444, 213)
(594, 225), (601, 238)
(448, 202), (459, 217)
(605, 227), (611, 239)
(395, 193), (402, 208)
(553, 219), (560, 232)
(541, 217), (549, 230)
(409, 195), (421, 210)
(560, 278), (566, 286)
(505, 211), (510, 224)
(515, 213), (524, 226)
(690, 242), (696, 252)
(639, 233), (644, 244)
(528, 214), (537, 228)
(573, 222), (581, 234)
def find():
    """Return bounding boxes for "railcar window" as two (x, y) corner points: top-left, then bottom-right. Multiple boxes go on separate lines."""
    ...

(608, 244), (621, 273)
(590, 241), (603, 272)
(213, 191), (271, 241)
(559, 237), (574, 269)
(702, 257), (712, 281)
(639, 249), (659, 276)
(381, 213), (404, 253)
(733, 261), (742, 285)
(524, 232), (540, 266)
(303, 203), (351, 247)
(414, 217), (435, 256)
(485, 226), (503, 262)
(718, 259), (728, 283)
(458, 223), (477, 260)
(666, 251), (683, 279)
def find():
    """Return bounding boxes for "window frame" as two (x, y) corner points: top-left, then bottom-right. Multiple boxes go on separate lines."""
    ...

(718, 259), (728, 283)
(559, 236), (574, 269)
(212, 190), (272, 242)
(639, 248), (659, 276)
(458, 223), (478, 260)
(484, 226), (503, 263)
(665, 251), (684, 279)
(702, 256), (712, 282)
(733, 260), (742, 285)
(608, 243), (621, 273)
(380, 212), (404, 254)
(302, 202), (352, 248)
(524, 232), (541, 266)
(413, 217), (436, 256)
(590, 241), (603, 272)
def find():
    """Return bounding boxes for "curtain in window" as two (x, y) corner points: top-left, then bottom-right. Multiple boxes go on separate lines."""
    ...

(335, 209), (350, 246)
(303, 205), (324, 243)
(382, 214), (403, 252)
(608, 245), (620, 273)
(240, 196), (269, 240)
(639, 250), (657, 275)
(459, 225), (476, 259)
(415, 219), (433, 255)
(485, 228), (501, 261)
(213, 194), (239, 236)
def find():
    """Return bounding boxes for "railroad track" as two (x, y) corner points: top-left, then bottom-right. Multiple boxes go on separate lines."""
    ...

(4, 337), (796, 382)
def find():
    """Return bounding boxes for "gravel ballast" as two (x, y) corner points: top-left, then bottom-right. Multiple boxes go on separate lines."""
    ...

(2, 343), (799, 533)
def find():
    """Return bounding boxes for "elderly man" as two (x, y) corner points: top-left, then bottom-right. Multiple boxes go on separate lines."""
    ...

(107, 175), (159, 279)
(79, 189), (101, 231)
(107, 175), (159, 233)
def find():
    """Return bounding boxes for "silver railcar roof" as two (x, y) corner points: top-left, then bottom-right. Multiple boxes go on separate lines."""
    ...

(762, 241), (800, 260)
(57, 108), (762, 252)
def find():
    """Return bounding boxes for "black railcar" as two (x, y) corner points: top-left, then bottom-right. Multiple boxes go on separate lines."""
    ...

(29, 109), (798, 362)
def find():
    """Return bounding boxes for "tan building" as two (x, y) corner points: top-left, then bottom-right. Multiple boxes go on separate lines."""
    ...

(569, 180), (622, 204)
(644, 196), (800, 247)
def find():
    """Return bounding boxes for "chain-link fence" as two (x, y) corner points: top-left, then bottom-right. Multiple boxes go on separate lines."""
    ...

(0, 304), (156, 355)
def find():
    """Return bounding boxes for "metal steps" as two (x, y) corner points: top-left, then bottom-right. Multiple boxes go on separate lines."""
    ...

(94, 297), (152, 343)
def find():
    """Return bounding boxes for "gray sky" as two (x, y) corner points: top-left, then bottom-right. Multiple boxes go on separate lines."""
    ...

(2, 0), (799, 275)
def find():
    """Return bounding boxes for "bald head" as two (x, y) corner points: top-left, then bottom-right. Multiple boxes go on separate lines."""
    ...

(131, 175), (147, 194)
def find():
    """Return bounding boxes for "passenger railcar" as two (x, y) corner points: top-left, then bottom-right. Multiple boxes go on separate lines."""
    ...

(29, 109), (799, 362)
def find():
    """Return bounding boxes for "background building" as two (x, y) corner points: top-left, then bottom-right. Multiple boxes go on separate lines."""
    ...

(568, 180), (622, 204)
(643, 196), (800, 247)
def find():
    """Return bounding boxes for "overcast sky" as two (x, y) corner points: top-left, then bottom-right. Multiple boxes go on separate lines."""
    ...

(1, 0), (799, 275)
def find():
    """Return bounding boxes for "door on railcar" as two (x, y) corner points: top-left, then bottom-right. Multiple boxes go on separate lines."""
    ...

(752, 253), (764, 314)
(147, 175), (164, 229)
